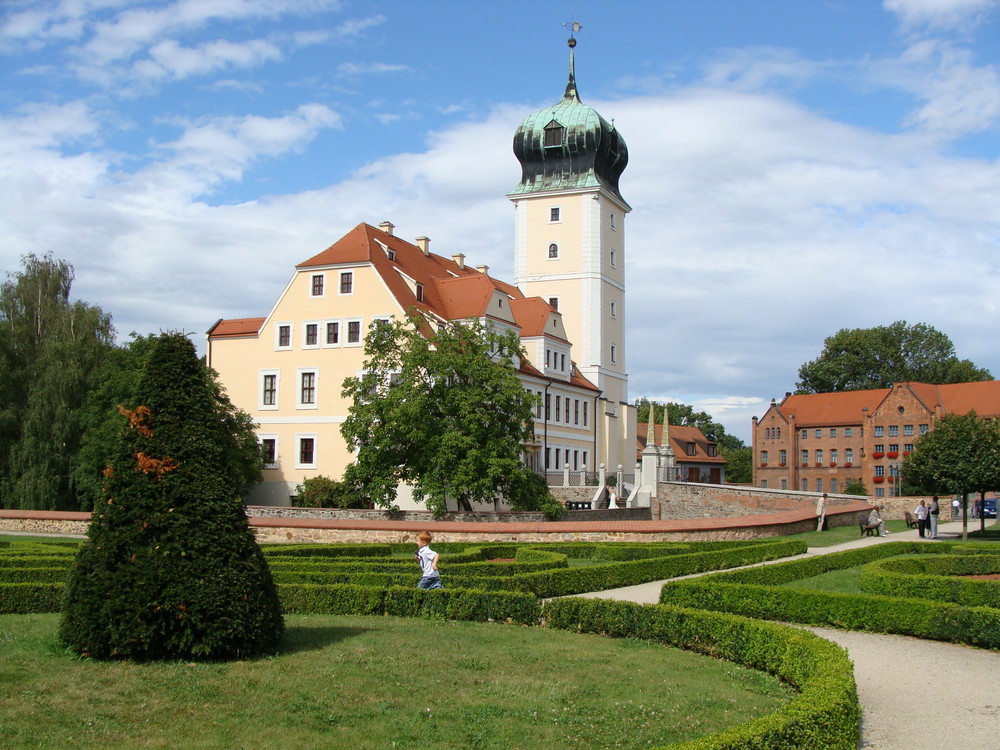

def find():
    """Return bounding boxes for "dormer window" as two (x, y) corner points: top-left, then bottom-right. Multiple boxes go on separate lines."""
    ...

(543, 120), (564, 148)
(386, 248), (396, 261)
(415, 283), (424, 302)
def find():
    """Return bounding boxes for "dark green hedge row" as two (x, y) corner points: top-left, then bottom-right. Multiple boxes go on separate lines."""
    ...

(0, 582), (64, 614)
(860, 555), (1000, 608)
(278, 583), (540, 624)
(0, 566), (71, 584)
(505, 540), (807, 598)
(659, 542), (1000, 649)
(263, 543), (393, 558)
(0, 554), (76, 569)
(543, 597), (859, 750)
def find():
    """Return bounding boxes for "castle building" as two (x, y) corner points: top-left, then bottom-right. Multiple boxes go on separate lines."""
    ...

(752, 381), (1000, 498)
(206, 35), (635, 507)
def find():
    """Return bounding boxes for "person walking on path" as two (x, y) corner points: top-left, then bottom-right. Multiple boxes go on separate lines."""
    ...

(915, 500), (929, 538)
(928, 496), (940, 538)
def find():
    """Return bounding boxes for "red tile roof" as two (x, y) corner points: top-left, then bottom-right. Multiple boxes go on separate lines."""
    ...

(207, 317), (264, 337)
(636, 423), (724, 463)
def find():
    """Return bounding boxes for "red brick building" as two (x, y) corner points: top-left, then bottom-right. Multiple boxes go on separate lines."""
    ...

(752, 381), (1000, 499)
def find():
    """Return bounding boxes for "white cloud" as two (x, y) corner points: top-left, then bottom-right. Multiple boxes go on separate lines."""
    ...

(884, 0), (998, 30)
(336, 61), (410, 77)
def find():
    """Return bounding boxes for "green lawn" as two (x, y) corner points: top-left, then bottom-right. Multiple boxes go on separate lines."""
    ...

(0, 613), (793, 750)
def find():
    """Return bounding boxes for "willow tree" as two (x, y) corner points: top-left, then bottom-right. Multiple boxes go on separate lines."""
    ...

(0, 253), (113, 509)
(60, 333), (282, 661)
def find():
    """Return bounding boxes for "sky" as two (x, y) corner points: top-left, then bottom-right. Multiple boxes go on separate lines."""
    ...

(2, 0), (999, 444)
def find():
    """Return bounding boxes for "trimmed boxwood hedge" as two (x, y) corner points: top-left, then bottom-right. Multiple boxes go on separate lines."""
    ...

(860, 554), (1000, 608)
(660, 541), (1000, 649)
(544, 597), (859, 750)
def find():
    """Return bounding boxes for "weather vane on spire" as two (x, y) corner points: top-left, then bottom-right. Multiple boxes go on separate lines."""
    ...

(563, 17), (582, 48)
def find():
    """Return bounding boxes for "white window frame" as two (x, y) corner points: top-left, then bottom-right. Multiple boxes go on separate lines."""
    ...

(310, 273), (325, 297)
(302, 320), (320, 349)
(339, 271), (354, 296)
(259, 433), (279, 469)
(547, 243), (559, 260)
(275, 322), (293, 351)
(259, 369), (280, 411)
(295, 434), (318, 470)
(297, 368), (318, 409)
(548, 296), (560, 311)
(548, 205), (562, 223)
(345, 317), (364, 346)
(323, 319), (341, 348)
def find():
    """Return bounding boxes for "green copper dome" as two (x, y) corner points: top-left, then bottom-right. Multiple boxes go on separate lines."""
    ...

(509, 42), (628, 202)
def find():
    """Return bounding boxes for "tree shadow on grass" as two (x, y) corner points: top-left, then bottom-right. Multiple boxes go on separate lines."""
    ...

(278, 624), (373, 655)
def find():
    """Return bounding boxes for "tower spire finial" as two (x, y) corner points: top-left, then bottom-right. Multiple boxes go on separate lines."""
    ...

(562, 18), (582, 101)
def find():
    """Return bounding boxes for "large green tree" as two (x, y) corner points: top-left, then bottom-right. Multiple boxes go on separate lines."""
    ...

(0, 253), (114, 509)
(341, 314), (560, 517)
(903, 412), (1000, 540)
(796, 321), (991, 394)
(60, 333), (283, 660)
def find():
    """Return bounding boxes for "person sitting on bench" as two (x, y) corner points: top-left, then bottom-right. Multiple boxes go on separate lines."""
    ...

(867, 506), (888, 537)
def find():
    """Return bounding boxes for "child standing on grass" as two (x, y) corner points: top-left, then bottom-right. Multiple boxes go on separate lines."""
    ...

(415, 531), (442, 589)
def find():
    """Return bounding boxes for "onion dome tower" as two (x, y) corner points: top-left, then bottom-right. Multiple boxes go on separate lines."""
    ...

(508, 27), (634, 472)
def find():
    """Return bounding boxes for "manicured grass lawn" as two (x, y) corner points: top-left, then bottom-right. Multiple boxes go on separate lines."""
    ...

(786, 519), (911, 548)
(780, 567), (864, 594)
(0, 613), (794, 749)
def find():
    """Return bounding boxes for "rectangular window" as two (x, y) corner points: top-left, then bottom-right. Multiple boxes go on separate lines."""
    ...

(610, 249), (617, 267)
(347, 320), (361, 344)
(875, 487), (885, 498)
(686, 442), (696, 456)
(299, 371), (316, 406)
(831, 449), (838, 464)
(707, 445), (717, 457)
(761, 450), (769, 464)
(415, 283), (424, 302)
(815, 449), (823, 464)
(816, 479), (823, 492)
(801, 479), (808, 491)
(781, 479), (788, 490)
(297, 437), (316, 468)
(831, 478), (838, 493)
(875, 466), (885, 476)
(545, 393), (551, 421)
(889, 444), (899, 453)
(304, 323), (318, 347)
(904, 443), (914, 452)
(904, 424), (914, 436)
(260, 437), (277, 468)
(846, 448), (853, 463)
(326, 321), (340, 345)
(610, 212), (616, 229)
(779, 449), (786, 464)
(801, 449), (809, 463)
(919, 424), (929, 435)
(875, 444), (884, 453)
(549, 206), (560, 222)
(582, 402), (588, 427)
(830, 428), (837, 438)
(536, 390), (543, 419)
(610, 344), (617, 363)
(548, 297), (559, 311)
(339, 271), (353, 294)
(574, 399), (579, 426)
(555, 395), (561, 423)
(262, 373), (277, 407)
(874, 426), (884, 437)
(610, 299), (617, 318)
(815, 429), (822, 438)
(560, 354), (565, 371)
(845, 427), (852, 437)
(888, 425), (899, 437)
(761, 480), (768, 489)
(311, 274), (324, 296)
(801, 429), (808, 439)
(277, 324), (291, 349)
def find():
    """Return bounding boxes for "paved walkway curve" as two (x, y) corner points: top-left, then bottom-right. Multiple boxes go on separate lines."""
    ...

(575, 520), (1000, 749)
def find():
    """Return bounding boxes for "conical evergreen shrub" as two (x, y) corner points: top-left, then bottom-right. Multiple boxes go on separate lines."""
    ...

(60, 333), (283, 660)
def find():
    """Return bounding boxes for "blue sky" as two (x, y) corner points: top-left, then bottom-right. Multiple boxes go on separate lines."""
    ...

(2, 0), (999, 443)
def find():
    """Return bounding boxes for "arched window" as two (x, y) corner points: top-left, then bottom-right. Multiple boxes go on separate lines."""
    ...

(547, 243), (559, 259)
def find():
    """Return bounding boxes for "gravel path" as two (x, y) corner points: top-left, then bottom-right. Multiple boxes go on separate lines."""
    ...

(575, 520), (1000, 749)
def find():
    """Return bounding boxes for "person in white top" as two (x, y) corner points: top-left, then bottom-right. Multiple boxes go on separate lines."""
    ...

(608, 487), (618, 509)
(914, 500), (929, 538)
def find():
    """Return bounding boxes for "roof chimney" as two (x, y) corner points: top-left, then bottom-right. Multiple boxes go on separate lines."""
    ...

(476, 264), (489, 275)
(378, 221), (395, 237)
(415, 236), (430, 255)
(452, 253), (466, 269)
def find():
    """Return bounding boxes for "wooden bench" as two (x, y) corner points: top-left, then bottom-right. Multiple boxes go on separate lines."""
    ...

(859, 514), (880, 537)
(904, 511), (918, 529)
